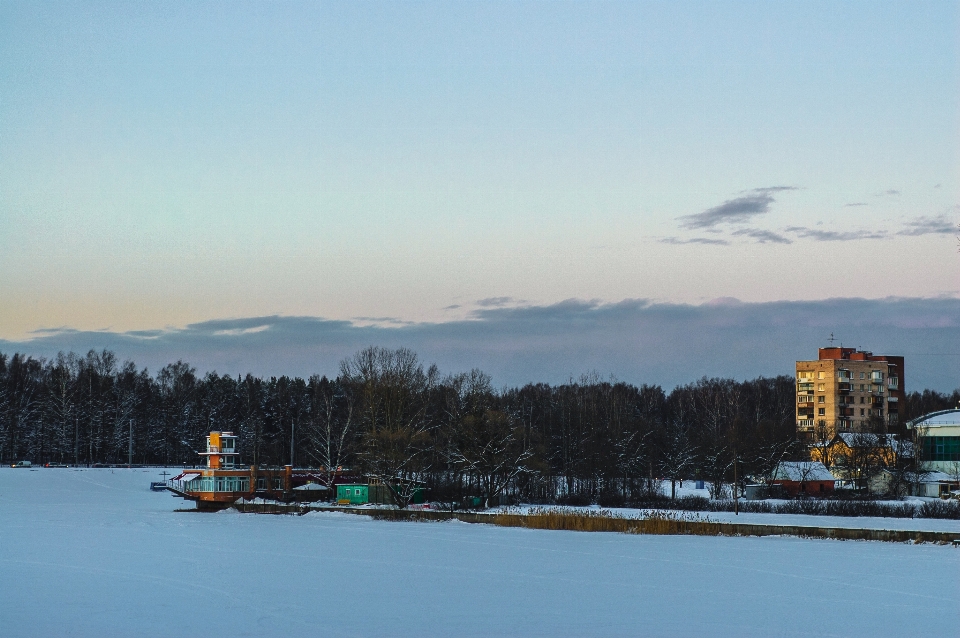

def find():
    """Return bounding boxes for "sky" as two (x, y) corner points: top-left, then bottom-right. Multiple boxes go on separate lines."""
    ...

(1, 1), (959, 389)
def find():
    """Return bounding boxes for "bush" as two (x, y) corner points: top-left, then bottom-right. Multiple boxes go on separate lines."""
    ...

(597, 490), (627, 508)
(916, 500), (960, 519)
(557, 492), (592, 506)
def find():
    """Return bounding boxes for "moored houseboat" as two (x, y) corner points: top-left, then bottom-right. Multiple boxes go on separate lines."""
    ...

(166, 431), (339, 510)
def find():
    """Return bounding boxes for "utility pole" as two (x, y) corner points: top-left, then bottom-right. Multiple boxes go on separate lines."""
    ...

(128, 418), (134, 467)
(733, 449), (739, 515)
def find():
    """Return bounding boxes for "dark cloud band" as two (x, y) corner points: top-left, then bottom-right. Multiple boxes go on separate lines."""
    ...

(3, 297), (958, 392)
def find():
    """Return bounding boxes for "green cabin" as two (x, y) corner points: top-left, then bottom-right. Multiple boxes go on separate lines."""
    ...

(337, 484), (369, 504)
(336, 483), (425, 505)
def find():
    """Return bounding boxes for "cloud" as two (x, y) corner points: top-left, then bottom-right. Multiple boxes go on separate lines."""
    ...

(897, 215), (956, 237)
(877, 189), (901, 196)
(4, 297), (959, 392)
(350, 316), (415, 327)
(844, 202), (868, 207)
(660, 237), (730, 246)
(677, 186), (797, 230)
(476, 297), (520, 307)
(785, 227), (888, 242)
(730, 228), (792, 244)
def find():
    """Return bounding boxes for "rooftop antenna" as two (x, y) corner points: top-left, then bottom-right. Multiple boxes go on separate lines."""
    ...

(827, 333), (836, 346)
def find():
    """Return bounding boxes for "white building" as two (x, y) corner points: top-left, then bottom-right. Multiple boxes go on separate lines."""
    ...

(906, 409), (960, 490)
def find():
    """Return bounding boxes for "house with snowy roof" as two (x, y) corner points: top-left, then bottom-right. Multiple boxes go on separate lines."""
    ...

(770, 461), (838, 497)
(809, 432), (909, 470)
(868, 469), (960, 499)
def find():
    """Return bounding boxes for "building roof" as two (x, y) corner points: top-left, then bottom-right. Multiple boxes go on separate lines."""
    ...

(293, 483), (330, 491)
(835, 432), (890, 448)
(772, 461), (836, 482)
(907, 409), (960, 429)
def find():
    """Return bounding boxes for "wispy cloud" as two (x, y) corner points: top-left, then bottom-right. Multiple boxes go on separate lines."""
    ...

(4, 298), (959, 391)
(677, 186), (797, 230)
(730, 228), (792, 244)
(897, 215), (956, 236)
(350, 316), (415, 327)
(844, 202), (868, 207)
(476, 297), (521, 307)
(660, 237), (730, 246)
(785, 227), (888, 242)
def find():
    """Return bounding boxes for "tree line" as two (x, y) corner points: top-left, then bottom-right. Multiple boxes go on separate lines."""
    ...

(2, 347), (958, 505)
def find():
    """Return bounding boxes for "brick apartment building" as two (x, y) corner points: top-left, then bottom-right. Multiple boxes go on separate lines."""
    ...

(796, 347), (904, 442)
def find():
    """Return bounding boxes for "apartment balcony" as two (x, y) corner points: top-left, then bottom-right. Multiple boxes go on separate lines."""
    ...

(838, 383), (852, 393)
(887, 396), (898, 403)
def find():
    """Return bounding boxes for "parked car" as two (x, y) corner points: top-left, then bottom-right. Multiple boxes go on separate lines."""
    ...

(44, 462), (68, 468)
(11, 460), (32, 468)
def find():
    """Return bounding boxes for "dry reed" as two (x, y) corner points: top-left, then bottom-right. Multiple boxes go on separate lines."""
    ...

(491, 507), (720, 536)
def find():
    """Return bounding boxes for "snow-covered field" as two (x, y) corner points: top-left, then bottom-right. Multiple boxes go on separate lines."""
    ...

(2, 469), (958, 637)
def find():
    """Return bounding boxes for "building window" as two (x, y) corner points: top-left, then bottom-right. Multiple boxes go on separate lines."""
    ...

(860, 408), (864, 415)
(818, 372), (824, 379)
(859, 372), (865, 379)
(818, 396), (825, 403)
(818, 408), (825, 416)
(921, 437), (960, 462)
(818, 384), (824, 391)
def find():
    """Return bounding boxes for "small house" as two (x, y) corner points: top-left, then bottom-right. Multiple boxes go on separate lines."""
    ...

(869, 470), (960, 498)
(336, 482), (426, 506)
(337, 484), (370, 505)
(770, 461), (837, 497)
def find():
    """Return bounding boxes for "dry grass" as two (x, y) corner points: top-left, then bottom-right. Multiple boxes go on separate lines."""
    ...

(491, 507), (720, 536)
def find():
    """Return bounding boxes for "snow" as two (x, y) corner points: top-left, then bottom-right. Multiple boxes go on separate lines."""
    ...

(2, 468), (959, 637)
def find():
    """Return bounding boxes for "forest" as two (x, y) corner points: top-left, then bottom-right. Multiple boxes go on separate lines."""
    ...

(2, 347), (958, 505)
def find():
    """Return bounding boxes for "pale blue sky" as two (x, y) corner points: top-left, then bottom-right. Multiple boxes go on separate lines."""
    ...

(1, 1), (958, 343)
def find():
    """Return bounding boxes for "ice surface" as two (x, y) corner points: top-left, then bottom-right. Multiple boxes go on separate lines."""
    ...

(1, 468), (958, 637)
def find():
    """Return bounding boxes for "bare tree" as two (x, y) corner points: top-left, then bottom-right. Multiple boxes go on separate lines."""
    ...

(305, 375), (356, 489)
(341, 347), (437, 508)
(658, 419), (695, 499)
(449, 408), (533, 508)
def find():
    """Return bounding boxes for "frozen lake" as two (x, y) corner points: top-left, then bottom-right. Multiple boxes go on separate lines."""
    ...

(2, 468), (958, 637)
